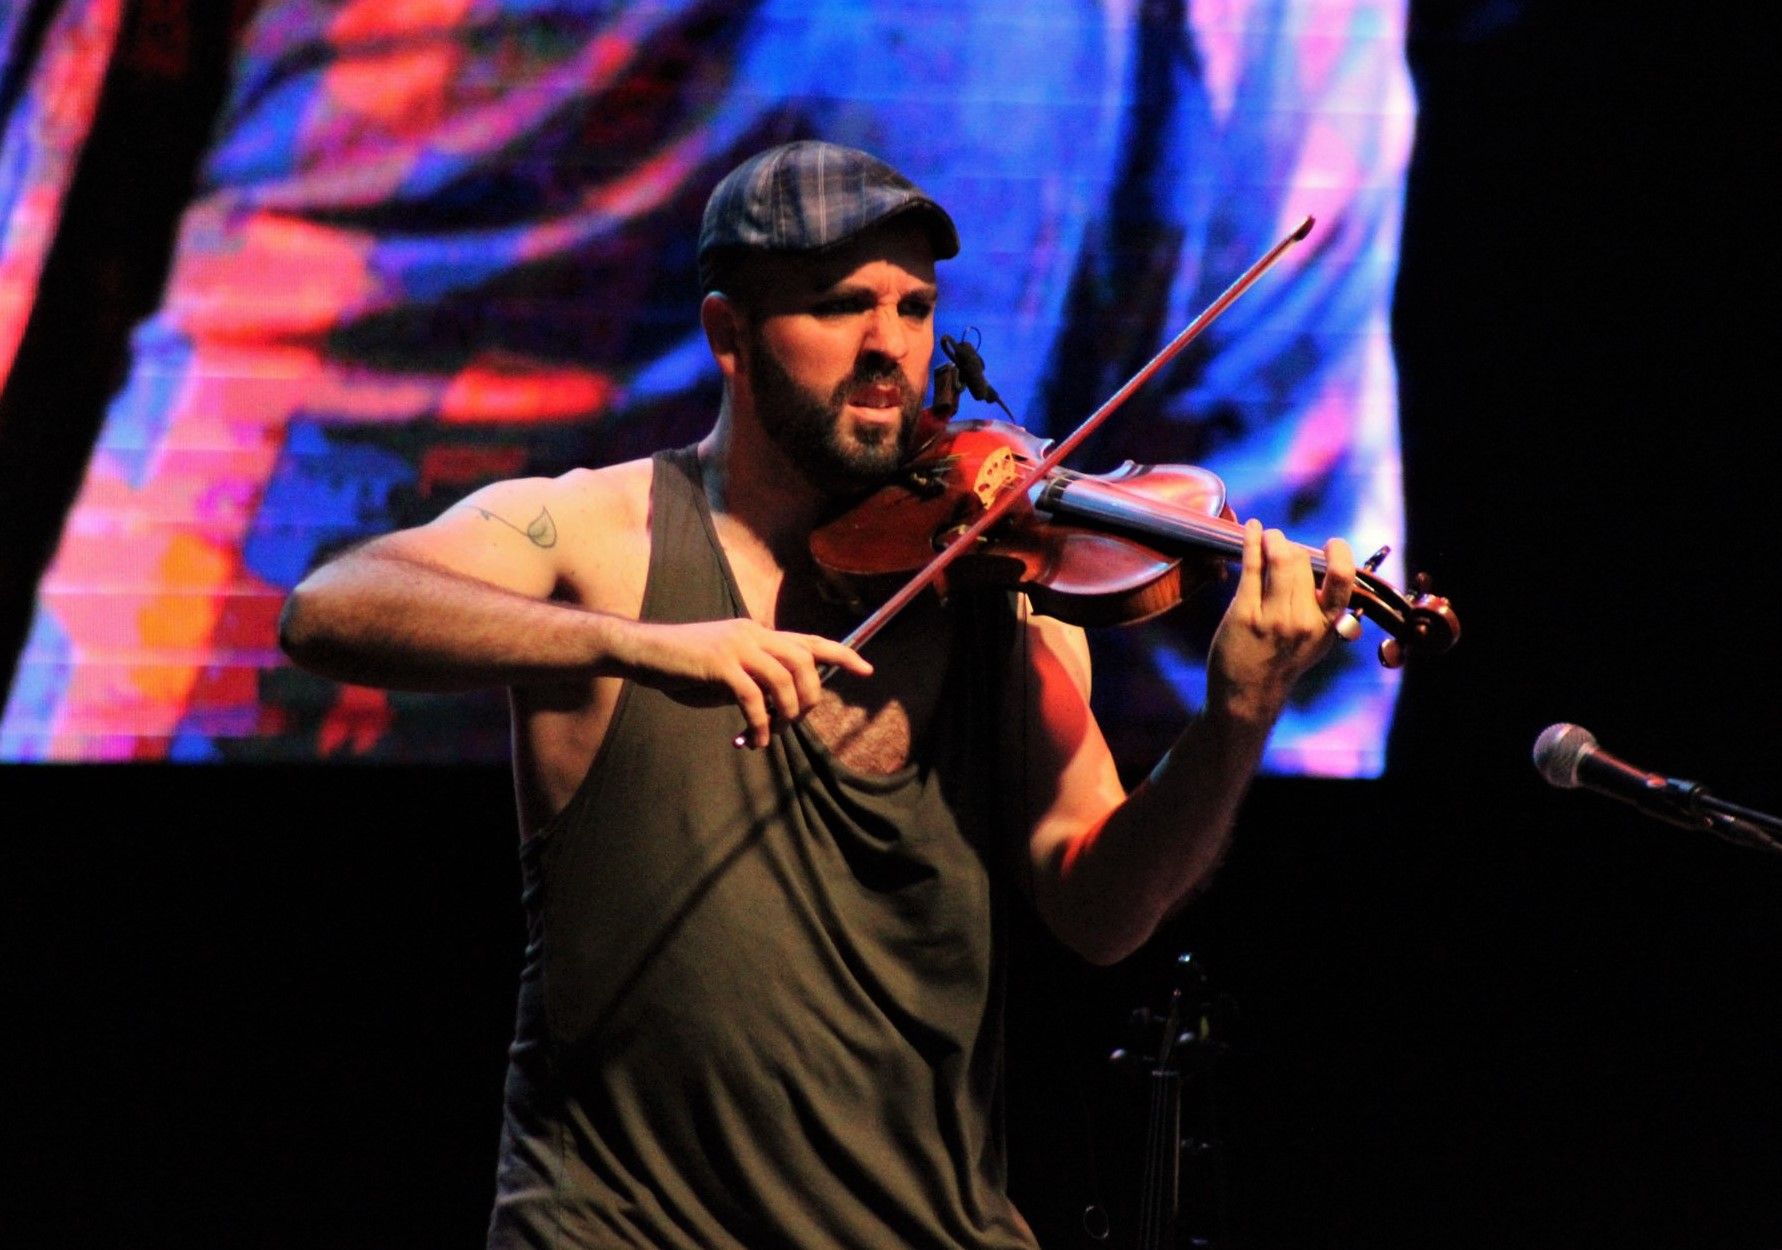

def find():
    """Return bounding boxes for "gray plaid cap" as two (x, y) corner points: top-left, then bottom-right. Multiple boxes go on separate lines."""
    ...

(698, 140), (960, 292)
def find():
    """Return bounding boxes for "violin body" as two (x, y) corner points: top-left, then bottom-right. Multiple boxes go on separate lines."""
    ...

(810, 414), (1461, 667)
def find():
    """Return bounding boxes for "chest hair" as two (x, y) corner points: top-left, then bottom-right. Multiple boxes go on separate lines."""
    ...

(725, 535), (952, 777)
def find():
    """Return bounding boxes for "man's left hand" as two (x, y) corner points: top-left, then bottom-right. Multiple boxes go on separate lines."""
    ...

(1206, 519), (1355, 726)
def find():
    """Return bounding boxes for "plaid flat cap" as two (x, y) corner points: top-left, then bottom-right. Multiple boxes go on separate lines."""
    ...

(698, 140), (960, 291)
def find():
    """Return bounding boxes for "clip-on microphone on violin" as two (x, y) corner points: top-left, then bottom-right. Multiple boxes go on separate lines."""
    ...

(940, 329), (1015, 421)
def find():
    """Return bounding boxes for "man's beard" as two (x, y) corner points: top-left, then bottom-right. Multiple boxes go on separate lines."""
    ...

(745, 331), (924, 495)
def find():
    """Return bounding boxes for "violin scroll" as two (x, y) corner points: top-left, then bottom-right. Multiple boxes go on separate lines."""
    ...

(1368, 570), (1461, 669)
(1328, 546), (1458, 668)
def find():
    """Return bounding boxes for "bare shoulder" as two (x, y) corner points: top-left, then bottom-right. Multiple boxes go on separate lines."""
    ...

(531, 456), (658, 615)
(543, 456), (655, 533)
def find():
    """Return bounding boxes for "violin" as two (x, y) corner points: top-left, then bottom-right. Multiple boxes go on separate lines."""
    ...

(811, 409), (1459, 668)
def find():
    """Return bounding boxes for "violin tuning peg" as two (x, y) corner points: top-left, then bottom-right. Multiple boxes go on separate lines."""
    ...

(1378, 637), (1405, 669)
(1362, 545), (1391, 574)
(1412, 571), (1432, 594)
(1334, 611), (1363, 642)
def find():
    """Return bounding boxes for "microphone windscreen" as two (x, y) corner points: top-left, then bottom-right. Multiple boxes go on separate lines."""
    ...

(1533, 722), (1595, 789)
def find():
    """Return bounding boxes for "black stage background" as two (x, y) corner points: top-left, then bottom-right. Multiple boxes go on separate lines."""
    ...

(5, 6), (1782, 1248)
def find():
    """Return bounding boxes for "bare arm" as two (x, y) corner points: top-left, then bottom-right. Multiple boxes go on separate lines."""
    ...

(1017, 521), (1356, 965)
(278, 476), (610, 690)
(276, 472), (869, 747)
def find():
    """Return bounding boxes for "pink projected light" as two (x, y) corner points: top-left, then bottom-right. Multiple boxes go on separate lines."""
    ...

(2, 0), (1417, 772)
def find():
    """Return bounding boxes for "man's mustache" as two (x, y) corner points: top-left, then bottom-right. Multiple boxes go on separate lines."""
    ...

(833, 358), (921, 408)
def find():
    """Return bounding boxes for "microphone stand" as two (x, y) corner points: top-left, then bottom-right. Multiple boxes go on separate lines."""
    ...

(1684, 787), (1782, 857)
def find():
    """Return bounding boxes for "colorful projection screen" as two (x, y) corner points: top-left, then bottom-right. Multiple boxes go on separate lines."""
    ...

(1, 0), (1415, 774)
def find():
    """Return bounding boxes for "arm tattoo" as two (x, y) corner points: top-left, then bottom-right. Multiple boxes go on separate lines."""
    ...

(463, 505), (558, 548)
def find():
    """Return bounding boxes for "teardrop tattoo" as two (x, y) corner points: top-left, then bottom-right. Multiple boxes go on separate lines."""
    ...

(465, 505), (558, 548)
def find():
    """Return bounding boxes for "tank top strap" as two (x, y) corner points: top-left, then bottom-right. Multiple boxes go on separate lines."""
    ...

(645, 445), (748, 626)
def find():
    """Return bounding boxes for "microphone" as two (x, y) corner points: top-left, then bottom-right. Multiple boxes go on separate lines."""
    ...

(940, 331), (1015, 419)
(1531, 722), (1710, 830)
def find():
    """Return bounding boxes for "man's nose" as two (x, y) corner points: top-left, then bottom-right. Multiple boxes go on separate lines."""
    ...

(860, 303), (909, 359)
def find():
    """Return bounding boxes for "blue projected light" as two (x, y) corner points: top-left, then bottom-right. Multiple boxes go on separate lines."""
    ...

(1, 0), (1416, 771)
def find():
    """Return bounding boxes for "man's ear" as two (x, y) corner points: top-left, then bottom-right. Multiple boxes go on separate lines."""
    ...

(701, 292), (746, 382)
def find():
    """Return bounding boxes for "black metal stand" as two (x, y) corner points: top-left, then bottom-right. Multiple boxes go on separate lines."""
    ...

(1099, 951), (1231, 1250)
(1690, 787), (1782, 857)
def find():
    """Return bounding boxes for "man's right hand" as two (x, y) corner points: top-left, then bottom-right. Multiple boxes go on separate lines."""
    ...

(609, 618), (873, 749)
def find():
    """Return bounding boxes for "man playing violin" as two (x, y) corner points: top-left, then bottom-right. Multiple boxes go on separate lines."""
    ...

(278, 140), (1356, 1250)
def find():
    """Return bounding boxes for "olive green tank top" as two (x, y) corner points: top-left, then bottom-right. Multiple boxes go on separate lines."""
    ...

(487, 446), (1037, 1249)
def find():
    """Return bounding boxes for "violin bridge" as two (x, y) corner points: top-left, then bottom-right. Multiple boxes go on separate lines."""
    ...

(971, 446), (1021, 507)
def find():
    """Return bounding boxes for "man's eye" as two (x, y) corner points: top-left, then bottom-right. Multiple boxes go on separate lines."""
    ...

(901, 300), (934, 320)
(813, 297), (866, 316)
